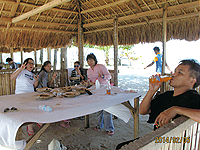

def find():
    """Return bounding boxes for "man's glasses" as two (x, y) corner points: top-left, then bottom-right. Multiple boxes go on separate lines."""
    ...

(74, 65), (80, 67)
(4, 107), (18, 113)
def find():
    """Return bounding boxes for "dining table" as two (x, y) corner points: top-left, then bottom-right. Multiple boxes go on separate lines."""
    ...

(0, 85), (141, 150)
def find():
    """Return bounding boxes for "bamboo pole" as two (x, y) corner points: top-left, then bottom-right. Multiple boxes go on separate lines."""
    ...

(113, 16), (118, 86)
(60, 47), (67, 70)
(10, 47), (13, 59)
(161, 3), (167, 93)
(60, 47), (67, 87)
(20, 47), (23, 64)
(34, 49), (37, 68)
(53, 49), (58, 71)
(47, 47), (51, 61)
(0, 53), (2, 63)
(40, 48), (43, 65)
(77, 0), (84, 66)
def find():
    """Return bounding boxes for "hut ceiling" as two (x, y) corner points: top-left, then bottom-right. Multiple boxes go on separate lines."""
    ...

(0, 0), (199, 52)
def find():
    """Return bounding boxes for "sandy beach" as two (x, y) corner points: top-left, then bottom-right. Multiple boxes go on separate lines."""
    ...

(24, 67), (154, 150)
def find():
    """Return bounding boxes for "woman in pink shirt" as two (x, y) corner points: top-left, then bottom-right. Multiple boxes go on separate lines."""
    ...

(86, 53), (114, 135)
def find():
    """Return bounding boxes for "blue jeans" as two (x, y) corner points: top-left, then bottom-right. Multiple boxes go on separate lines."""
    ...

(97, 110), (114, 131)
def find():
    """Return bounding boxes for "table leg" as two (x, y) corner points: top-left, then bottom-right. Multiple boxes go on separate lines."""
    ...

(15, 126), (22, 140)
(24, 123), (50, 150)
(134, 97), (139, 139)
(85, 115), (89, 128)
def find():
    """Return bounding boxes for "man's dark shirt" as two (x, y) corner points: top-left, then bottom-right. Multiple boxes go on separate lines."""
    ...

(148, 90), (200, 123)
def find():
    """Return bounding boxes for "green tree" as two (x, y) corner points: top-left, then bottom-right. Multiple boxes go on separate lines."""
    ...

(94, 46), (112, 66)
(119, 45), (141, 63)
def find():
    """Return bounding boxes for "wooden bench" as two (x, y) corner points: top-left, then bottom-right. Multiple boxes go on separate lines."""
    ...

(121, 116), (200, 150)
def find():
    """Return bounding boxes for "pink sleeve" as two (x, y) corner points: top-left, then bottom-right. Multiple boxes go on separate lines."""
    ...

(100, 65), (111, 80)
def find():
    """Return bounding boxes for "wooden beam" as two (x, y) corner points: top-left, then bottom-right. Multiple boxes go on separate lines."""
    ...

(12, 0), (72, 23)
(10, 26), (77, 34)
(81, 0), (131, 14)
(84, 11), (199, 33)
(131, 0), (149, 23)
(113, 16), (118, 87)
(19, 1), (78, 14)
(6, 0), (20, 29)
(17, 20), (77, 28)
(83, 1), (198, 28)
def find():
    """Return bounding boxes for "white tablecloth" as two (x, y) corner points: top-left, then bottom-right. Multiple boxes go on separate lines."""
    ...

(0, 85), (141, 150)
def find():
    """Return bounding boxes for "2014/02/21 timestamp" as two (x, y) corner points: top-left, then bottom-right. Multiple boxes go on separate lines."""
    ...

(155, 136), (190, 143)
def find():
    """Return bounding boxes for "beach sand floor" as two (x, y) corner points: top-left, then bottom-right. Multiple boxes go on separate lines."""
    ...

(24, 68), (154, 150)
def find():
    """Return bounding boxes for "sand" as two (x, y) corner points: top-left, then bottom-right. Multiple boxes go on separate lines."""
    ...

(23, 68), (154, 150)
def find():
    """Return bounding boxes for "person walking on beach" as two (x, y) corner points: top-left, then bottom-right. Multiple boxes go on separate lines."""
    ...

(86, 53), (114, 135)
(6, 57), (18, 69)
(116, 59), (200, 149)
(144, 46), (171, 74)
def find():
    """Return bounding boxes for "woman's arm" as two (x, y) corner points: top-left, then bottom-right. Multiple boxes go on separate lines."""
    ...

(100, 65), (111, 80)
(33, 75), (39, 88)
(48, 72), (57, 86)
(11, 63), (26, 80)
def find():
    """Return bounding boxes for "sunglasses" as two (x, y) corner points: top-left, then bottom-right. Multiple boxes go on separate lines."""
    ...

(27, 62), (34, 65)
(74, 65), (80, 67)
(4, 107), (18, 113)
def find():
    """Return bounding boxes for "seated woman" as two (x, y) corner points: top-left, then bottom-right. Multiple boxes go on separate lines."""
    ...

(38, 61), (57, 88)
(69, 61), (87, 85)
(11, 58), (39, 136)
(86, 53), (114, 135)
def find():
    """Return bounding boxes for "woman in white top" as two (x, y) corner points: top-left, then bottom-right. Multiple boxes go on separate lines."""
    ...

(11, 58), (39, 136)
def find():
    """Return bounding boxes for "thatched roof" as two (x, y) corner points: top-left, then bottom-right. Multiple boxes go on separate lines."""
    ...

(0, 0), (199, 52)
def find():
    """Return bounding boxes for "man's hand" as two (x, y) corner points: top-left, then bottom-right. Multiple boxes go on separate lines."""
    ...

(149, 78), (161, 92)
(155, 106), (178, 127)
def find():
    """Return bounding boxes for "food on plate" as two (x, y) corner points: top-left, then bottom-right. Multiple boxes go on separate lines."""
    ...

(62, 91), (80, 98)
(36, 87), (52, 92)
(61, 86), (72, 92)
(36, 93), (54, 100)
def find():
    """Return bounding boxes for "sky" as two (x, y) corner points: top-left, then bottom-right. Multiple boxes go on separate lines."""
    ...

(2, 39), (200, 73)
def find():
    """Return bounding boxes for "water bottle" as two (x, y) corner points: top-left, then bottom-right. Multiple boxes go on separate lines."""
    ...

(39, 105), (52, 112)
(95, 78), (100, 89)
(106, 80), (111, 95)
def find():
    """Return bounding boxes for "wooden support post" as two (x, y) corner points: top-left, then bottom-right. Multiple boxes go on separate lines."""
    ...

(161, 3), (167, 93)
(53, 49), (58, 71)
(47, 47), (51, 61)
(20, 47), (23, 64)
(0, 53), (2, 63)
(77, 0), (84, 66)
(113, 16), (118, 86)
(40, 48), (43, 65)
(10, 47), (13, 59)
(60, 47), (67, 87)
(85, 115), (89, 128)
(25, 123), (50, 150)
(134, 97), (139, 138)
(34, 49), (37, 68)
